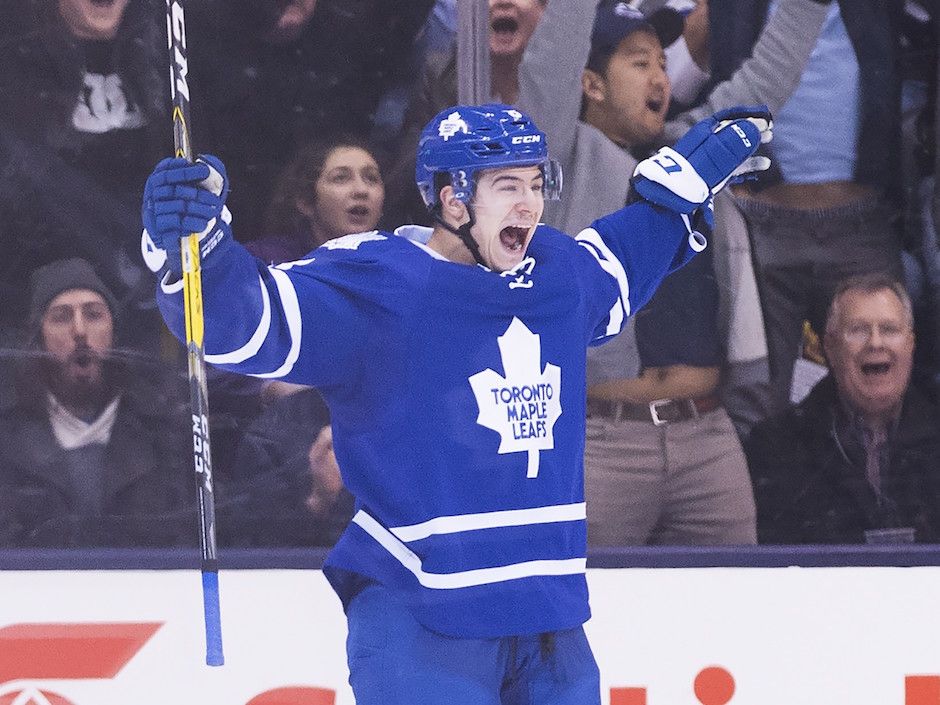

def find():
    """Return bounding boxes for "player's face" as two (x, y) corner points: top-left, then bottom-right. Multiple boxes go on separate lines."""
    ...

(824, 288), (914, 422)
(594, 30), (670, 147)
(266, 0), (318, 43)
(41, 289), (113, 393)
(57, 0), (130, 40)
(305, 145), (384, 247)
(489, 0), (545, 59)
(469, 165), (544, 272)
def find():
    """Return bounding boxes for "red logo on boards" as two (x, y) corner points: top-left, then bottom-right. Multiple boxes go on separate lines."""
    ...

(0, 690), (76, 705)
(0, 623), (161, 705)
(613, 668), (940, 704)
(245, 687), (336, 705)
(611, 665), (735, 705)
(907, 676), (940, 704)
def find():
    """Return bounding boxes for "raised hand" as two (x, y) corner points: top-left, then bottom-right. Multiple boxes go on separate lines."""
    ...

(140, 154), (233, 275)
(632, 105), (773, 215)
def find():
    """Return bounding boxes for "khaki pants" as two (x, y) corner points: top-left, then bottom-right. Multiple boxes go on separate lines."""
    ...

(584, 407), (756, 546)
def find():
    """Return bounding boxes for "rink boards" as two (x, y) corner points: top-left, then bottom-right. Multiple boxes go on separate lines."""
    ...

(2, 548), (940, 705)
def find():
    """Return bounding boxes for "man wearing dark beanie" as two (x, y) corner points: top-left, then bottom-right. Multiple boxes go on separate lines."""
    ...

(27, 257), (121, 423)
(27, 257), (118, 332)
(24, 259), (121, 420)
(0, 258), (194, 548)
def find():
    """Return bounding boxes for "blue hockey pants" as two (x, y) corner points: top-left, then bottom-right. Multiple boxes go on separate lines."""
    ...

(346, 583), (601, 705)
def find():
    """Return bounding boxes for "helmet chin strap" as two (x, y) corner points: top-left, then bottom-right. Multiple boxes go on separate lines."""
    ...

(431, 203), (488, 268)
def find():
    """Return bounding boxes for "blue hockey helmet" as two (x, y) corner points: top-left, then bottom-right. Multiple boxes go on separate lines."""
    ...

(415, 104), (563, 209)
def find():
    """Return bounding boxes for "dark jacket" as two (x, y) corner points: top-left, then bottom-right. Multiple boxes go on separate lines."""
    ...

(220, 387), (354, 548)
(708, 0), (904, 206)
(0, 362), (195, 548)
(0, 0), (170, 347)
(745, 376), (940, 544)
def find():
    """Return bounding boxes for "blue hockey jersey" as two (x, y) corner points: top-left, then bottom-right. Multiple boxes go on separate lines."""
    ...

(156, 202), (698, 638)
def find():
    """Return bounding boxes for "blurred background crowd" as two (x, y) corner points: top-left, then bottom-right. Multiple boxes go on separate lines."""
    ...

(0, 0), (937, 550)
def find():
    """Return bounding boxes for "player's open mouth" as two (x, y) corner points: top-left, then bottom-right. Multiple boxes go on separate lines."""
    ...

(347, 205), (370, 218)
(500, 226), (528, 252)
(646, 98), (665, 113)
(89, 0), (117, 7)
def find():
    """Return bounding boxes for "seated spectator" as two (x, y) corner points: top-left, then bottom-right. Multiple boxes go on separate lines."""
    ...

(0, 259), (195, 548)
(219, 387), (354, 547)
(0, 0), (170, 351)
(250, 136), (386, 263)
(745, 274), (940, 544)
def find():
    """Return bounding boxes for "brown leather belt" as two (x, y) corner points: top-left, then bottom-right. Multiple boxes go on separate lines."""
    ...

(586, 394), (721, 425)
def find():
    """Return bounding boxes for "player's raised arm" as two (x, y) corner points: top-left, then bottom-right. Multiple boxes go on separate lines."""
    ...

(139, 155), (367, 388)
(578, 105), (773, 317)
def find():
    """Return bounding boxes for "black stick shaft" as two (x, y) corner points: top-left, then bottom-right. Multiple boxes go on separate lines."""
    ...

(165, 0), (223, 667)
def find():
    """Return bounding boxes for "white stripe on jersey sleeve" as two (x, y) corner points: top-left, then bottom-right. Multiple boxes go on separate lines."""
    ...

(251, 267), (303, 378)
(390, 502), (587, 542)
(575, 227), (630, 338)
(206, 273), (271, 364)
(353, 510), (586, 590)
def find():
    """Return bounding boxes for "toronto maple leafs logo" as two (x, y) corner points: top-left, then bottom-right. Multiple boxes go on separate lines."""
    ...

(469, 318), (562, 478)
(438, 111), (470, 141)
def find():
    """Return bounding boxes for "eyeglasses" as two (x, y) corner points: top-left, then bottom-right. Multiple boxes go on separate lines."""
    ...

(840, 322), (911, 346)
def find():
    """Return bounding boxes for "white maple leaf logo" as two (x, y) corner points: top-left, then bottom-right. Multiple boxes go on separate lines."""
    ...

(438, 111), (469, 141)
(469, 318), (562, 478)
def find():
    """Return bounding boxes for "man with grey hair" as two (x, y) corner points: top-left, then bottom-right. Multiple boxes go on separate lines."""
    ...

(744, 273), (940, 544)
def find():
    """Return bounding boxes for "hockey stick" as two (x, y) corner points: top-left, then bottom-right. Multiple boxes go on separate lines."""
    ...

(166, 0), (224, 667)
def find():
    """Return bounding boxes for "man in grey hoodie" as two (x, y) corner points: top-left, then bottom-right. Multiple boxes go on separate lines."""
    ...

(513, 0), (830, 544)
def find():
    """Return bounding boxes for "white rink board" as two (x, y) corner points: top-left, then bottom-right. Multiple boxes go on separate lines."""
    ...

(2, 567), (940, 705)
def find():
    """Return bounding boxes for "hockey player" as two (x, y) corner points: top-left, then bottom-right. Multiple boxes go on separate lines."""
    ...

(141, 103), (770, 704)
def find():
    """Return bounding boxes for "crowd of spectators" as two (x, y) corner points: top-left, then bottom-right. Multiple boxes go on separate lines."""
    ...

(0, 0), (937, 550)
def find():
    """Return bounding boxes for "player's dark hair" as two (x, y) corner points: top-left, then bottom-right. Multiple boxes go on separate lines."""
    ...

(430, 172), (454, 212)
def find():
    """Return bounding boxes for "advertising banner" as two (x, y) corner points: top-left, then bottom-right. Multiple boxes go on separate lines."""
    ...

(2, 567), (940, 704)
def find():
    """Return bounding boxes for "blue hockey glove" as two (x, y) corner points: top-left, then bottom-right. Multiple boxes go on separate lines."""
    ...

(632, 105), (773, 214)
(140, 154), (234, 276)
